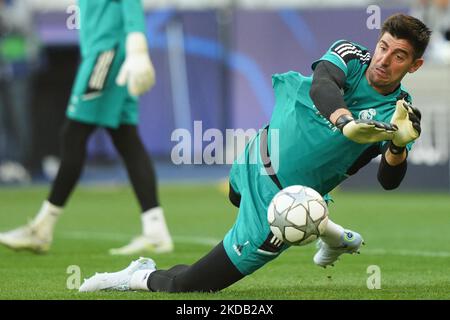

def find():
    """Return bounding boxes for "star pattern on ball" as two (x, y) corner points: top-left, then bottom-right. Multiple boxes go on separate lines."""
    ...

(272, 202), (296, 229)
(298, 213), (321, 237)
(296, 202), (322, 237)
(268, 186), (328, 245)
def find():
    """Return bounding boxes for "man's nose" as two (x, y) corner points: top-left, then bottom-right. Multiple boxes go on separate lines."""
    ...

(379, 52), (391, 66)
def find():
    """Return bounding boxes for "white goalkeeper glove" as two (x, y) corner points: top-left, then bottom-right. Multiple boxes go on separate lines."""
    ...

(390, 99), (422, 148)
(335, 114), (398, 144)
(116, 32), (156, 96)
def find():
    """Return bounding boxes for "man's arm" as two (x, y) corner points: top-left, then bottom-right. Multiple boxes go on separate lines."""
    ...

(116, 0), (155, 96)
(377, 143), (407, 190)
(310, 61), (397, 144)
(310, 61), (347, 120)
(309, 63), (356, 133)
(377, 101), (422, 190)
(120, 0), (147, 34)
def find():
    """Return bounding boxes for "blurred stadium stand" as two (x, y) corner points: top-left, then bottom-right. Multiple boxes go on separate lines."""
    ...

(1, 1), (449, 190)
(28, 0), (378, 10)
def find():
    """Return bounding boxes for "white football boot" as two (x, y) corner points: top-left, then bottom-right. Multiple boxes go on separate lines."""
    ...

(0, 223), (52, 253)
(109, 234), (173, 255)
(109, 207), (174, 255)
(313, 230), (364, 268)
(79, 257), (156, 292)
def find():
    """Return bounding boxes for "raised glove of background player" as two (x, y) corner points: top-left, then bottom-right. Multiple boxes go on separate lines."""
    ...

(116, 32), (155, 96)
(390, 99), (422, 147)
(336, 114), (397, 144)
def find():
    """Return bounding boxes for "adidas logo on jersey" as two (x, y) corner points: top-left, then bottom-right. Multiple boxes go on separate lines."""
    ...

(332, 41), (371, 64)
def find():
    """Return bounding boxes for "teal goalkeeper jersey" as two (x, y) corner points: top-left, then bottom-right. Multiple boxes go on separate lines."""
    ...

(77, 0), (146, 57)
(267, 40), (412, 195)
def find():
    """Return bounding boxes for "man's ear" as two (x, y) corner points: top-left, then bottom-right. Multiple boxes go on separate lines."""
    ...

(408, 58), (424, 73)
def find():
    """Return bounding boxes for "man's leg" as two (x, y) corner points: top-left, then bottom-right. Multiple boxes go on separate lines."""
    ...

(0, 120), (96, 252)
(79, 241), (245, 293)
(47, 120), (97, 206)
(313, 218), (364, 267)
(106, 125), (173, 254)
(146, 241), (244, 292)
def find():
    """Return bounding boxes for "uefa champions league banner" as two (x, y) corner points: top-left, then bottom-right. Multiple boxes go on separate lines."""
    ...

(36, 8), (450, 190)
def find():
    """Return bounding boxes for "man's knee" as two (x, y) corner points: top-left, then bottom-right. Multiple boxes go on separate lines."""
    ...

(108, 125), (144, 155)
(60, 120), (94, 146)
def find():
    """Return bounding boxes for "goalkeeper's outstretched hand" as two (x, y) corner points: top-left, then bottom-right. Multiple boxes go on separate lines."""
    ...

(336, 114), (398, 144)
(391, 99), (422, 147)
(116, 32), (156, 96)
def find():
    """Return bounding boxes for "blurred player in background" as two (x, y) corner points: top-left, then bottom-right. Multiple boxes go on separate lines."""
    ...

(79, 14), (430, 293)
(0, 0), (173, 255)
(0, 0), (39, 184)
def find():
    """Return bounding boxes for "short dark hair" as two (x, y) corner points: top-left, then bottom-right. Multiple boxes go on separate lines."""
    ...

(381, 14), (432, 60)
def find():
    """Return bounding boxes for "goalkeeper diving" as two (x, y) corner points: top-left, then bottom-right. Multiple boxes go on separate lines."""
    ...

(77, 14), (430, 293)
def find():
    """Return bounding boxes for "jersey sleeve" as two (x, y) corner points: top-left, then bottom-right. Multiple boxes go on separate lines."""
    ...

(121, 0), (147, 34)
(312, 40), (371, 78)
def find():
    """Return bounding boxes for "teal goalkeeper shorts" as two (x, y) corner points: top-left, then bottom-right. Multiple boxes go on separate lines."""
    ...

(223, 133), (290, 275)
(66, 41), (139, 128)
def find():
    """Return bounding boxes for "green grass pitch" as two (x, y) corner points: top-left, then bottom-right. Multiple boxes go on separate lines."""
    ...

(0, 184), (449, 300)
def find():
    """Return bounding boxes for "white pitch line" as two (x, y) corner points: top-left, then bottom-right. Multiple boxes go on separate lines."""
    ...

(59, 231), (220, 246)
(58, 231), (450, 258)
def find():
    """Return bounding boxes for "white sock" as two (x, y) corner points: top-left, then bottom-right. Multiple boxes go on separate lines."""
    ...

(31, 200), (63, 238)
(141, 207), (171, 240)
(129, 269), (153, 291)
(320, 219), (345, 247)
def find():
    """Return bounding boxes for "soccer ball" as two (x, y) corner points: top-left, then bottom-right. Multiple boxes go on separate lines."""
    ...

(267, 185), (329, 246)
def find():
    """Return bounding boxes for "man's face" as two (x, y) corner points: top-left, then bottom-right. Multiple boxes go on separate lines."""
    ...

(367, 32), (423, 94)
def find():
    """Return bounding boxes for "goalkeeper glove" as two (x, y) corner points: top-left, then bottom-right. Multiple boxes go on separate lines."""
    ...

(116, 32), (156, 96)
(335, 114), (398, 144)
(389, 99), (421, 153)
